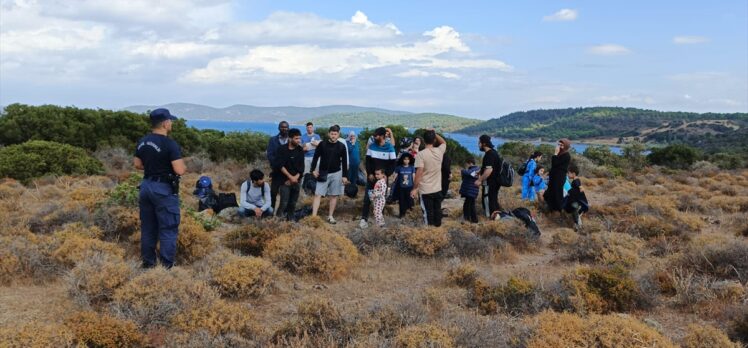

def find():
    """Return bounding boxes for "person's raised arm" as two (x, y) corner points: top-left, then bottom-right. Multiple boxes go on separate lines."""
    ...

(434, 132), (446, 147)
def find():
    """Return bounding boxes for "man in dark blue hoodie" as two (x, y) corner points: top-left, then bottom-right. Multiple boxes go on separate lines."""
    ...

(267, 121), (289, 213)
(359, 127), (397, 228)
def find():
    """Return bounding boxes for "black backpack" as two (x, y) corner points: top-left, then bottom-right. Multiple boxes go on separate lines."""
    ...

(216, 193), (238, 213)
(302, 173), (317, 194)
(517, 160), (530, 176)
(497, 159), (515, 187)
(511, 207), (540, 237)
(344, 182), (358, 198)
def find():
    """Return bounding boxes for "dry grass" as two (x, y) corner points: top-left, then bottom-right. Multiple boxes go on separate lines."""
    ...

(65, 251), (134, 306)
(395, 323), (454, 348)
(65, 311), (144, 348)
(682, 323), (740, 348)
(0, 322), (75, 348)
(210, 255), (277, 299)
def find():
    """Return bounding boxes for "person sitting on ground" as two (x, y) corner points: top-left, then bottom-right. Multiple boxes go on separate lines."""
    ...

(370, 168), (388, 227)
(239, 169), (273, 218)
(393, 152), (415, 218)
(522, 151), (543, 201)
(277, 128), (304, 220)
(563, 164), (589, 231)
(459, 158), (480, 223)
(532, 165), (548, 202)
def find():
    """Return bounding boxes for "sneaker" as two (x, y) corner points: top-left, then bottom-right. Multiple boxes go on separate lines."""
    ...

(327, 216), (337, 225)
(378, 223), (386, 228)
(359, 219), (369, 229)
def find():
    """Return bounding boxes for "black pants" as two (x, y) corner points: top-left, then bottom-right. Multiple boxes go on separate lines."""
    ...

(486, 183), (501, 215)
(398, 186), (414, 217)
(463, 196), (478, 223)
(270, 175), (284, 214)
(278, 183), (300, 220)
(420, 192), (443, 227)
(361, 179), (375, 221)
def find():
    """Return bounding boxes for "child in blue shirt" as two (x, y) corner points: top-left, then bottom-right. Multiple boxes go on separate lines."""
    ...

(532, 165), (548, 202)
(394, 153), (415, 218)
(459, 158), (480, 223)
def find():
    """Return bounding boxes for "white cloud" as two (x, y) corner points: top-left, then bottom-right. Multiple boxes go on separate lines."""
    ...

(130, 41), (221, 59)
(673, 36), (709, 45)
(185, 24), (512, 82)
(209, 11), (402, 45)
(396, 70), (460, 79)
(543, 9), (578, 22)
(0, 25), (106, 54)
(594, 94), (655, 104)
(587, 44), (630, 56)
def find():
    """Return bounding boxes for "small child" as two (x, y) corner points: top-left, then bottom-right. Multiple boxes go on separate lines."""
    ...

(563, 164), (589, 230)
(531, 165), (548, 202)
(459, 158), (480, 223)
(394, 153), (415, 217)
(371, 168), (388, 227)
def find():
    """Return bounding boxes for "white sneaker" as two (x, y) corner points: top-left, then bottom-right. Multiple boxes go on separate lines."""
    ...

(327, 216), (337, 225)
(359, 219), (369, 229)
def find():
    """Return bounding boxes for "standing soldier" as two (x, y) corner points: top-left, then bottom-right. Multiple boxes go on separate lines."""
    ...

(133, 108), (186, 269)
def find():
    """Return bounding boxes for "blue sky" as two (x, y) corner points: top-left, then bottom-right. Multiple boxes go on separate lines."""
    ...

(1, 0), (746, 118)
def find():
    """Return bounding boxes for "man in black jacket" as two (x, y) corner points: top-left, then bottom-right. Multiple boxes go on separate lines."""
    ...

(276, 128), (304, 220)
(267, 121), (290, 213)
(311, 125), (349, 224)
(474, 134), (502, 217)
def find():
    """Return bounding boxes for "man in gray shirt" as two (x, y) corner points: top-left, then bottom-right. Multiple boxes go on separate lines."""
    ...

(239, 169), (273, 218)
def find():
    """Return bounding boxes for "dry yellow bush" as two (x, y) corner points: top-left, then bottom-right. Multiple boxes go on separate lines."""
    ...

(176, 214), (215, 264)
(395, 323), (455, 348)
(525, 311), (675, 348)
(65, 311), (144, 348)
(682, 324), (739, 348)
(65, 251), (133, 306)
(676, 234), (748, 281)
(222, 219), (293, 256)
(556, 266), (645, 314)
(470, 277), (538, 315)
(0, 179), (25, 200)
(52, 227), (123, 268)
(707, 195), (748, 213)
(211, 256), (276, 298)
(94, 205), (140, 241)
(299, 215), (327, 229)
(399, 226), (450, 256)
(0, 232), (57, 284)
(265, 228), (359, 279)
(550, 228), (578, 249)
(0, 322), (75, 348)
(274, 296), (345, 340)
(171, 300), (261, 339)
(445, 261), (478, 287)
(112, 267), (220, 328)
(572, 232), (643, 268)
(69, 186), (106, 210)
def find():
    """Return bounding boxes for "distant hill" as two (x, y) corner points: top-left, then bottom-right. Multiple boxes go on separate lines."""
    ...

(459, 107), (748, 150)
(310, 112), (481, 132)
(122, 103), (411, 123)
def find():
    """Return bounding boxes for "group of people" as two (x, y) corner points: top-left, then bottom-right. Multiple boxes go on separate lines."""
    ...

(133, 108), (588, 269)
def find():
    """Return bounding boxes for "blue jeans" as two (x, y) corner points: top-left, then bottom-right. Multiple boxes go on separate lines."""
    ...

(239, 206), (274, 218)
(139, 179), (180, 268)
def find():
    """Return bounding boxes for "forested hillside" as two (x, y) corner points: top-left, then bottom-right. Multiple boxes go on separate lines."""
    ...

(311, 112), (481, 132)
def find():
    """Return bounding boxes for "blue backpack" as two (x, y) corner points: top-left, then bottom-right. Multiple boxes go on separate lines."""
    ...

(194, 176), (213, 197)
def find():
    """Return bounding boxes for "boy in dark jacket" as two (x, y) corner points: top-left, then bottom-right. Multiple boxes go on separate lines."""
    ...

(563, 164), (589, 231)
(459, 158), (480, 223)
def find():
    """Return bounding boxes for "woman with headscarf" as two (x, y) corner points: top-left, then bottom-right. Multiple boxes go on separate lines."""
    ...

(544, 139), (572, 211)
(346, 131), (361, 186)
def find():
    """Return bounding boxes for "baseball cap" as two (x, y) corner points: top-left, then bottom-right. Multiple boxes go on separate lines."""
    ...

(149, 108), (178, 123)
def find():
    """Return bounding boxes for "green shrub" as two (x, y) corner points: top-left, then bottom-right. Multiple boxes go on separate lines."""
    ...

(0, 140), (104, 183)
(583, 145), (621, 167)
(648, 144), (700, 169)
(200, 130), (269, 164)
(106, 174), (142, 207)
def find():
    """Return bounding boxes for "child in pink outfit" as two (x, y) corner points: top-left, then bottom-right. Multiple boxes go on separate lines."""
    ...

(371, 169), (388, 227)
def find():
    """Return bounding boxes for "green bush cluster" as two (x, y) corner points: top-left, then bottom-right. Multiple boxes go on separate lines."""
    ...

(0, 140), (104, 183)
(0, 104), (269, 165)
(647, 144), (700, 169)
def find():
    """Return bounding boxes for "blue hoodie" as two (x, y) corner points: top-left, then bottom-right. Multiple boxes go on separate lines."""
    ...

(459, 165), (480, 198)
